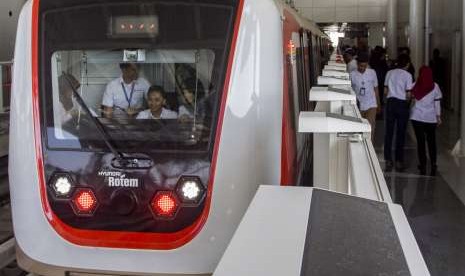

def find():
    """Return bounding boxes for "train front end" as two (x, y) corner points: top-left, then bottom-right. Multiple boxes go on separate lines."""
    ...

(8, 0), (265, 275)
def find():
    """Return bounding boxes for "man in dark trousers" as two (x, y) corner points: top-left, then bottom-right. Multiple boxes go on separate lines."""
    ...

(384, 54), (414, 171)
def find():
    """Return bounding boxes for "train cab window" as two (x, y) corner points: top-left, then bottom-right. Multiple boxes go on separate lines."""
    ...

(48, 49), (215, 151)
(40, 1), (236, 154)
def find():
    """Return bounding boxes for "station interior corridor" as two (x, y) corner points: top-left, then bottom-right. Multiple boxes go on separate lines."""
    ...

(374, 111), (465, 275)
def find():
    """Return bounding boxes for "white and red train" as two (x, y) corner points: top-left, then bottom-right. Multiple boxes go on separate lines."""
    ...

(9, 0), (330, 275)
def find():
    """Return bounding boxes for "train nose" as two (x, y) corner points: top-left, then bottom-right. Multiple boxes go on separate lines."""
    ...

(111, 190), (137, 216)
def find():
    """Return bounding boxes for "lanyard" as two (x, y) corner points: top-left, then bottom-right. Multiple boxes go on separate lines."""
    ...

(121, 82), (136, 108)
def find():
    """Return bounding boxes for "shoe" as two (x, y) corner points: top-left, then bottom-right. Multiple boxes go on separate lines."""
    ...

(395, 161), (407, 172)
(385, 160), (394, 172)
(418, 165), (426, 175)
(430, 165), (437, 176)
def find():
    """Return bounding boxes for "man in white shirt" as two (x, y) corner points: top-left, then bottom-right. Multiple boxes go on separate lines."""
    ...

(350, 53), (380, 140)
(383, 54), (414, 171)
(102, 63), (150, 118)
(343, 49), (357, 73)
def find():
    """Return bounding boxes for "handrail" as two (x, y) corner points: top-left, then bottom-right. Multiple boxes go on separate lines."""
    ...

(347, 137), (392, 202)
(364, 139), (393, 203)
(0, 61), (13, 66)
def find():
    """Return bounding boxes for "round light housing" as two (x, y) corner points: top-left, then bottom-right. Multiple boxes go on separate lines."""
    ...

(55, 177), (72, 195)
(182, 181), (200, 200)
(50, 173), (75, 198)
(176, 176), (205, 205)
(150, 191), (179, 219)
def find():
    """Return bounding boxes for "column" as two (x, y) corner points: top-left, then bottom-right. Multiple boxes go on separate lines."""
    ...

(409, 0), (425, 75)
(425, 0), (431, 64)
(387, 0), (398, 59)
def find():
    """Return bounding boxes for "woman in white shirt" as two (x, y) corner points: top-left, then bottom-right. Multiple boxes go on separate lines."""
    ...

(410, 66), (442, 176)
(136, 86), (178, 120)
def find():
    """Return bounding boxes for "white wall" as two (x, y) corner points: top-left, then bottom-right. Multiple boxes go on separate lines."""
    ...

(430, 0), (461, 58)
(397, 0), (410, 49)
(368, 23), (385, 49)
(295, 0), (388, 23)
(0, 0), (27, 61)
(429, 0), (462, 110)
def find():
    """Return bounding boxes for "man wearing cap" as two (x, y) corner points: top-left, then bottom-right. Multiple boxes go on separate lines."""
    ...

(350, 53), (380, 139)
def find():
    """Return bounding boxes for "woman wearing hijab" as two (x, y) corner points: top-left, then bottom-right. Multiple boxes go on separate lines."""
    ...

(410, 66), (442, 176)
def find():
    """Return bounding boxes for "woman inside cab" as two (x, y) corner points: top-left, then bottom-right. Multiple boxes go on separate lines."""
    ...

(136, 85), (178, 120)
(178, 78), (207, 123)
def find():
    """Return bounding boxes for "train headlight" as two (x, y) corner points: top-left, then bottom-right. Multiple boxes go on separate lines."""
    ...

(150, 191), (179, 219)
(182, 181), (200, 199)
(176, 176), (205, 204)
(50, 173), (75, 198)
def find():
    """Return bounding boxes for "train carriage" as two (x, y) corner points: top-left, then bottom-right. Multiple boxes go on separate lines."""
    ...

(9, 0), (330, 275)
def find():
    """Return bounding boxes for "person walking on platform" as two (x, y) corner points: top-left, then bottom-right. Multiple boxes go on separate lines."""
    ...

(410, 66), (442, 176)
(398, 47), (415, 80)
(369, 46), (389, 107)
(384, 54), (414, 172)
(350, 53), (380, 140)
(343, 49), (357, 73)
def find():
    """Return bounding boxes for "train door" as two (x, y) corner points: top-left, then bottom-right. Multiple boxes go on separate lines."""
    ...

(300, 30), (311, 111)
(316, 37), (322, 75)
(310, 34), (318, 87)
(287, 32), (301, 134)
(287, 31), (314, 186)
(307, 32), (315, 87)
(299, 30), (315, 186)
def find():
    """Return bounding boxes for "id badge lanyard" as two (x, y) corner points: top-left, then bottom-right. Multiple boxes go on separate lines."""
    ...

(359, 80), (366, 96)
(121, 82), (136, 109)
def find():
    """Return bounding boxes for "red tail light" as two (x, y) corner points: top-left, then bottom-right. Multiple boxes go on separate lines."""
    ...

(151, 192), (179, 218)
(72, 189), (98, 215)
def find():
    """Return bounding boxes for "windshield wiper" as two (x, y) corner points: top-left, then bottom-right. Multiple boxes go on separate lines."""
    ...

(63, 75), (125, 159)
(63, 74), (155, 169)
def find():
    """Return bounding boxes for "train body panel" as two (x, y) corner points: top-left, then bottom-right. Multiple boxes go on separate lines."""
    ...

(8, 0), (320, 275)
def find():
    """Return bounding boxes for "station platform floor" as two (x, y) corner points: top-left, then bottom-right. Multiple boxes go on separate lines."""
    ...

(373, 111), (465, 276)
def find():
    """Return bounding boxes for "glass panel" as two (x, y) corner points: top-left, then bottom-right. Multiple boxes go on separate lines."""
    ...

(40, 1), (235, 153)
(50, 49), (215, 152)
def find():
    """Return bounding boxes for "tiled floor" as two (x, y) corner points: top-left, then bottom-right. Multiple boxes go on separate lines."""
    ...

(374, 112), (465, 276)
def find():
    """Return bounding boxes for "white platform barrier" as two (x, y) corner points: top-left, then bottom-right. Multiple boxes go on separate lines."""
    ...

(300, 81), (392, 202)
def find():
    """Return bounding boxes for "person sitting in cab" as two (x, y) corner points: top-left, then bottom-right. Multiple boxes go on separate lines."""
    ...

(136, 85), (178, 119)
(58, 73), (80, 124)
(102, 63), (150, 118)
(178, 78), (207, 123)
